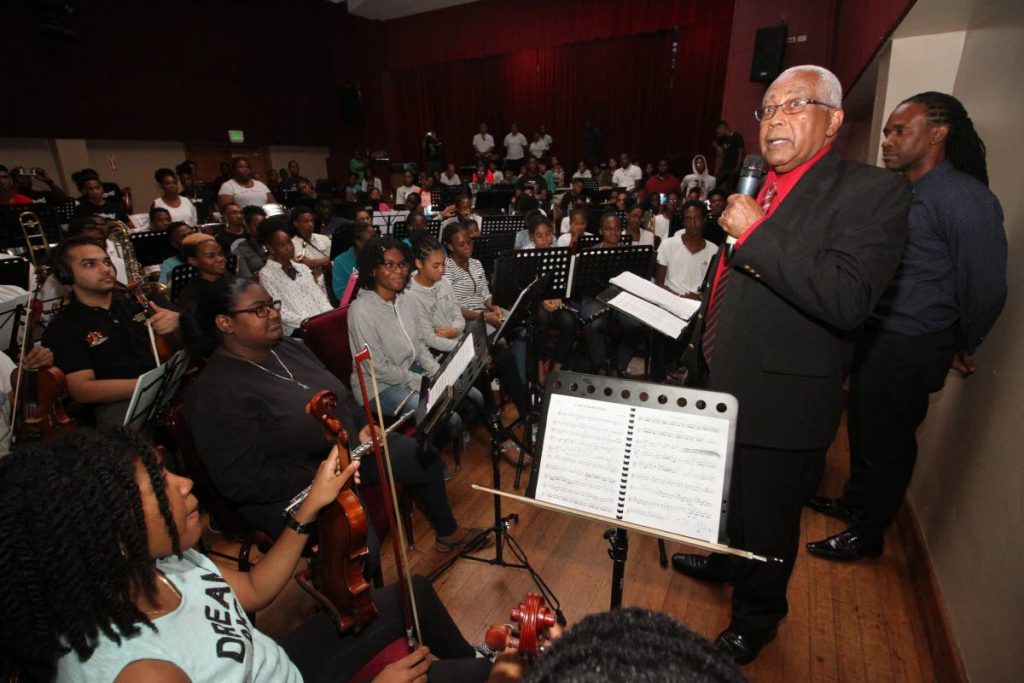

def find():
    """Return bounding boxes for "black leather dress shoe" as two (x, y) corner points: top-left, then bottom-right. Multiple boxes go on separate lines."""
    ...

(714, 627), (778, 665)
(671, 553), (728, 583)
(806, 529), (883, 561)
(806, 496), (860, 521)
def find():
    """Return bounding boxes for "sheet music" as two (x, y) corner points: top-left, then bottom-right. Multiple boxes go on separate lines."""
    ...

(534, 394), (634, 517)
(534, 391), (732, 544)
(425, 335), (474, 413)
(610, 271), (700, 321)
(607, 291), (687, 338)
(623, 406), (729, 542)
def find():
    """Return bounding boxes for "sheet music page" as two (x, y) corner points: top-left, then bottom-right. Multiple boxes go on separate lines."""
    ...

(534, 394), (634, 517)
(610, 271), (700, 321)
(607, 292), (687, 338)
(622, 406), (730, 542)
(425, 335), (474, 412)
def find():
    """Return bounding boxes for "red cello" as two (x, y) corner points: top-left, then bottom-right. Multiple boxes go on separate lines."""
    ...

(297, 390), (377, 632)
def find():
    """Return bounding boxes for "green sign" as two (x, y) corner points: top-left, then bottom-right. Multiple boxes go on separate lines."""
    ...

(228, 130), (245, 143)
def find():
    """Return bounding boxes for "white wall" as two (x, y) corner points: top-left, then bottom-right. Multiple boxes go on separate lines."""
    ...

(267, 146), (330, 181)
(907, 2), (1024, 681)
(86, 141), (187, 212)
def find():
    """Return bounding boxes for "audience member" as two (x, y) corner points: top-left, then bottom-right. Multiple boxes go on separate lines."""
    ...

(529, 132), (547, 160)
(504, 123), (528, 173)
(234, 205), (268, 277)
(331, 221), (375, 300)
(598, 157), (617, 186)
(176, 233), (228, 310)
(148, 206), (172, 232)
(217, 157), (275, 209)
(653, 192), (679, 240)
(473, 123), (495, 160)
(159, 221), (194, 284)
(704, 188), (727, 245)
(681, 154), (717, 199)
(656, 200), (717, 298)
(348, 150), (366, 182)
(151, 168), (198, 225)
(571, 161), (592, 179)
(549, 156), (565, 187)
(623, 204), (655, 246)
(363, 165), (383, 194)
(395, 170), (420, 206)
(0, 165), (33, 205)
(290, 205), (331, 295)
(71, 171), (130, 223)
(643, 158), (681, 197)
(713, 120), (744, 191)
(175, 165), (211, 222)
(441, 163), (461, 186)
(256, 217), (332, 337)
(613, 153), (642, 191)
(215, 202), (247, 255)
(10, 166), (67, 204)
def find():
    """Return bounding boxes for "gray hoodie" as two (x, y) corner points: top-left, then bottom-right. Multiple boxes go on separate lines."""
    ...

(406, 276), (465, 352)
(347, 288), (439, 396)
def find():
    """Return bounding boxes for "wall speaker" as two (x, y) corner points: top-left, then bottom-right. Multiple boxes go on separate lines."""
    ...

(750, 25), (788, 84)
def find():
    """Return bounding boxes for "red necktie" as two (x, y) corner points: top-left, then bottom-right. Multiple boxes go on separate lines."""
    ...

(702, 182), (777, 364)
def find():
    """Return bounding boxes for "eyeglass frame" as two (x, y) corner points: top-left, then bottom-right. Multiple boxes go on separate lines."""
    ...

(229, 300), (283, 318)
(377, 259), (411, 271)
(755, 97), (837, 122)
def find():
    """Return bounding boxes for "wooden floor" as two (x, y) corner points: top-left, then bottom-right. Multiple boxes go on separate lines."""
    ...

(207, 413), (939, 681)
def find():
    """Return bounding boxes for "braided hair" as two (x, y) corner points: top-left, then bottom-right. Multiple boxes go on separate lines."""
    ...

(901, 91), (989, 186)
(0, 428), (180, 681)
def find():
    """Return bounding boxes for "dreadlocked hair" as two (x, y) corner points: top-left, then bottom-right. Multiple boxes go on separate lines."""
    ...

(0, 428), (181, 681)
(902, 91), (989, 186)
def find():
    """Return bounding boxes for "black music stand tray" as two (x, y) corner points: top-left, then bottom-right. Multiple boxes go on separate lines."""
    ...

(565, 245), (655, 300)
(492, 247), (571, 309)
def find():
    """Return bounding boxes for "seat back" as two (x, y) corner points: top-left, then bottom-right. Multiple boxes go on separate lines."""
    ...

(165, 402), (252, 538)
(301, 305), (353, 386)
(338, 272), (359, 307)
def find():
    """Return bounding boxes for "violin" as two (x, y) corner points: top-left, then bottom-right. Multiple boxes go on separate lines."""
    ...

(11, 301), (75, 443)
(296, 390), (377, 633)
(486, 593), (557, 659)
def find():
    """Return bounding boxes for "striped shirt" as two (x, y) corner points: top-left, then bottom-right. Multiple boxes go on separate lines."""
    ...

(444, 257), (491, 310)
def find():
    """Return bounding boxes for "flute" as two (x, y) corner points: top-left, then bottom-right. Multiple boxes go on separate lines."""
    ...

(283, 410), (415, 517)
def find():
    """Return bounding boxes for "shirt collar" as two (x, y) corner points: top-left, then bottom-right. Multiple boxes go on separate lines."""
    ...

(911, 159), (953, 188)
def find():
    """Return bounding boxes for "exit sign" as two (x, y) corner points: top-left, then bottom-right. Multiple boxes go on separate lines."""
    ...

(228, 130), (245, 143)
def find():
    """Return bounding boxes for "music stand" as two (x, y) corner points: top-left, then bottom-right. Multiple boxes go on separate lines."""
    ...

(566, 245), (655, 300)
(0, 296), (29, 358)
(481, 215), (526, 236)
(473, 187), (513, 211)
(129, 231), (175, 267)
(372, 210), (410, 236)
(492, 247), (571, 309)
(0, 257), (31, 289)
(123, 350), (189, 438)
(169, 264), (198, 302)
(472, 232), (516, 276)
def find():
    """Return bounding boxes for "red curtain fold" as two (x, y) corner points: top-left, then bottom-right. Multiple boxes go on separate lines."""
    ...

(381, 24), (732, 167)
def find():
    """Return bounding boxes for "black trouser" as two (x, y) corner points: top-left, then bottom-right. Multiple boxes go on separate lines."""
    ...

(282, 575), (491, 683)
(534, 306), (577, 368)
(717, 444), (826, 635)
(490, 344), (532, 418)
(842, 325), (956, 540)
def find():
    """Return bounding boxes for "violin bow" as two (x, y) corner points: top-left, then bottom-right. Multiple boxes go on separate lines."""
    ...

(353, 345), (423, 648)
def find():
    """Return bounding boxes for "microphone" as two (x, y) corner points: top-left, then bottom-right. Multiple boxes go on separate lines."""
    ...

(726, 154), (767, 246)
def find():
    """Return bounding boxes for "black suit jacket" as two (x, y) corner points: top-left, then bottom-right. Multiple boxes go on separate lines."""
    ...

(700, 150), (910, 450)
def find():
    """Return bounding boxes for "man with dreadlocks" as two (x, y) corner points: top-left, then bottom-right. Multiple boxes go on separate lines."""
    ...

(807, 91), (1008, 561)
(0, 429), (492, 682)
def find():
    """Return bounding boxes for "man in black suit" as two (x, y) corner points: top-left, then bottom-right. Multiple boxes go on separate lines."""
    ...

(671, 65), (910, 665)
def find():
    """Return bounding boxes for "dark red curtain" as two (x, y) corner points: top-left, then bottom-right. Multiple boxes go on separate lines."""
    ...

(381, 23), (731, 167)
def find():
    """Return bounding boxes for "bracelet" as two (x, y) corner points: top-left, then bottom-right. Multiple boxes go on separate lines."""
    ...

(283, 510), (314, 535)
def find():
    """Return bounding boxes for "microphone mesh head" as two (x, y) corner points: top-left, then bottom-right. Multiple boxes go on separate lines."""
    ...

(740, 154), (766, 177)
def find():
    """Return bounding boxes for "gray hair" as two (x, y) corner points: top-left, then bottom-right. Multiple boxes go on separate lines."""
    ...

(776, 65), (843, 108)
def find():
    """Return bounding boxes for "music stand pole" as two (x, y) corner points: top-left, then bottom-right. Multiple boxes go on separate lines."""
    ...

(604, 527), (629, 610)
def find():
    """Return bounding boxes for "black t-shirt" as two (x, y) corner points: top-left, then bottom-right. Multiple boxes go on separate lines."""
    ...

(20, 188), (57, 205)
(719, 132), (744, 171)
(183, 338), (367, 531)
(41, 288), (176, 380)
(703, 216), (726, 246)
(215, 230), (245, 257)
(181, 187), (213, 222)
(73, 198), (131, 224)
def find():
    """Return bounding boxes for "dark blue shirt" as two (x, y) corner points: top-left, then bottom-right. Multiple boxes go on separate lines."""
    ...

(872, 161), (1006, 352)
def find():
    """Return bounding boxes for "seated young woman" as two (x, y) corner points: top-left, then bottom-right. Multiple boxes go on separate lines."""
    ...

(234, 205), (267, 277)
(256, 216), (333, 337)
(0, 429), (492, 682)
(623, 204), (656, 246)
(183, 276), (481, 552)
(176, 232), (227, 310)
(408, 235), (532, 420)
(579, 212), (645, 376)
(441, 220), (505, 330)
(525, 216), (578, 384)
(555, 207), (588, 252)
(347, 236), (484, 435)
(332, 220), (375, 301)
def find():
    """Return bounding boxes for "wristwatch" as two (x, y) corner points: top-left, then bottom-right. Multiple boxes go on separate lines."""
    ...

(283, 511), (314, 535)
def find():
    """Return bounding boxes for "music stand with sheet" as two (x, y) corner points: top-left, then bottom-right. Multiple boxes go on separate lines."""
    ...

(414, 318), (488, 441)
(565, 245), (655, 299)
(0, 295), (29, 358)
(122, 350), (189, 436)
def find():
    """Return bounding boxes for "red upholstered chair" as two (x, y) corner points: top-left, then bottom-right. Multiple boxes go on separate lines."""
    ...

(165, 403), (273, 572)
(301, 305), (353, 386)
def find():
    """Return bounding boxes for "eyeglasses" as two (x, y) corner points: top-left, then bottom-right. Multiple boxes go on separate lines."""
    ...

(379, 260), (411, 271)
(755, 97), (836, 122)
(230, 300), (282, 318)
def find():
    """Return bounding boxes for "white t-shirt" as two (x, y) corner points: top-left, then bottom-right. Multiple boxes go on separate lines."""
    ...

(653, 214), (672, 240)
(528, 140), (546, 159)
(538, 133), (553, 151)
(627, 229), (655, 246)
(657, 237), (718, 296)
(152, 196), (198, 226)
(395, 184), (420, 206)
(504, 133), (528, 160)
(572, 170), (592, 179)
(0, 351), (15, 458)
(472, 133), (495, 154)
(440, 173), (461, 186)
(612, 164), (643, 190)
(218, 179), (272, 208)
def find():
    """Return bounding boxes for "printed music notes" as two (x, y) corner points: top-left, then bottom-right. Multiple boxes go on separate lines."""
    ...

(425, 334), (475, 413)
(534, 393), (730, 544)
